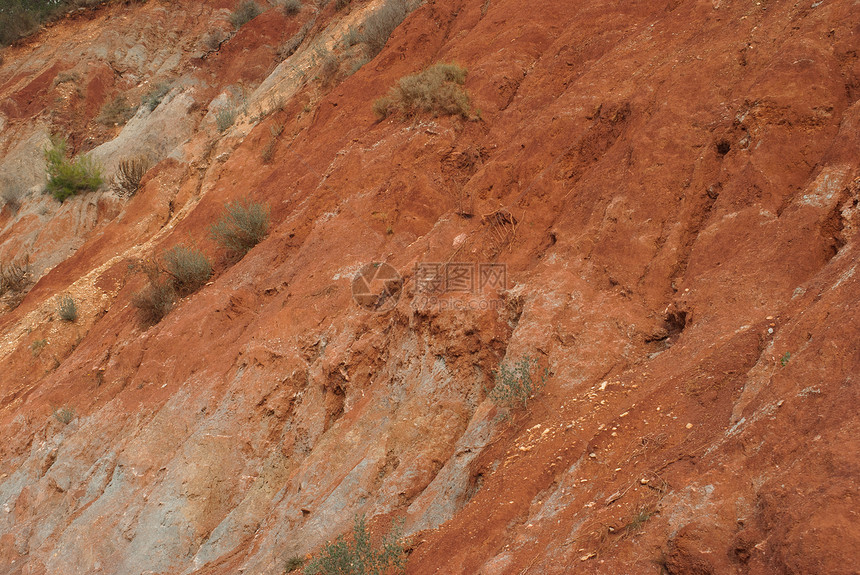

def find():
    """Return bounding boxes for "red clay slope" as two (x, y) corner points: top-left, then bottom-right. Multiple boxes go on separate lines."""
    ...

(0, 0), (858, 574)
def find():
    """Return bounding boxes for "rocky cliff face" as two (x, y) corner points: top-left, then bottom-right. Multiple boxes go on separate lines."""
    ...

(0, 0), (858, 573)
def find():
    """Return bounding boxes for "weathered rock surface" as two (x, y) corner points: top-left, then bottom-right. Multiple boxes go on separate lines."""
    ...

(0, 0), (858, 574)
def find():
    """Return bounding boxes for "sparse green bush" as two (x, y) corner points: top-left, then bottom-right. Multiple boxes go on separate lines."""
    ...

(278, 20), (312, 60)
(115, 156), (150, 198)
(0, 0), (113, 46)
(216, 107), (237, 132)
(57, 294), (77, 322)
(261, 123), (284, 164)
(624, 506), (656, 535)
(374, 63), (472, 120)
(348, 54), (371, 77)
(285, 556), (305, 572)
(142, 82), (171, 111)
(31, 338), (47, 357)
(229, 0), (262, 28)
(162, 244), (212, 296)
(52, 406), (75, 425)
(131, 262), (175, 326)
(0, 1), (43, 46)
(209, 199), (270, 260)
(487, 356), (548, 410)
(0, 256), (32, 299)
(44, 136), (103, 202)
(335, 0), (350, 10)
(315, 49), (340, 86)
(52, 70), (80, 87)
(130, 243), (211, 326)
(350, 0), (409, 59)
(304, 515), (405, 575)
(282, 0), (301, 15)
(1, 182), (26, 213)
(204, 29), (226, 51)
(97, 94), (137, 126)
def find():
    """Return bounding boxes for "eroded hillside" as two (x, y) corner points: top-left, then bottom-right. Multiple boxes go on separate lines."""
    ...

(0, 0), (858, 573)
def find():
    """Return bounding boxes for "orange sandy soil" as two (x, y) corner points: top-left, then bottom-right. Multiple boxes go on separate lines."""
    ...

(0, 0), (858, 574)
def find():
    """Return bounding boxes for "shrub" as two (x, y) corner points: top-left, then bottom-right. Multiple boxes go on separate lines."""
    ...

(335, 0), (350, 10)
(115, 156), (150, 198)
(304, 515), (405, 575)
(285, 556), (305, 572)
(624, 506), (656, 535)
(216, 107), (237, 132)
(44, 136), (103, 202)
(0, 2), (42, 46)
(282, 0), (301, 15)
(52, 70), (80, 88)
(97, 94), (137, 126)
(57, 294), (77, 322)
(261, 123), (284, 164)
(130, 243), (211, 326)
(229, 0), (262, 28)
(315, 49), (340, 86)
(162, 244), (212, 296)
(142, 82), (171, 111)
(0, 256), (32, 298)
(351, 0), (409, 59)
(348, 54), (371, 77)
(487, 356), (548, 410)
(52, 406), (75, 425)
(31, 338), (47, 357)
(204, 29), (226, 51)
(1, 182), (26, 213)
(209, 199), (270, 260)
(0, 0), (114, 46)
(131, 262), (175, 326)
(278, 20), (312, 60)
(374, 63), (471, 120)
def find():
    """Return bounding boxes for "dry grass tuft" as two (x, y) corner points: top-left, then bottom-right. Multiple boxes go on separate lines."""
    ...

(115, 157), (150, 198)
(374, 63), (472, 120)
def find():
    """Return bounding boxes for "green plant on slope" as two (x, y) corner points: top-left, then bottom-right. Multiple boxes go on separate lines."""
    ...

(285, 555), (305, 572)
(130, 242), (212, 326)
(0, 0), (108, 46)
(1, 180), (27, 213)
(57, 294), (77, 322)
(44, 136), (103, 202)
(348, 0), (410, 59)
(209, 198), (270, 260)
(373, 63), (472, 120)
(142, 81), (172, 111)
(97, 94), (137, 126)
(229, 0), (262, 28)
(161, 244), (213, 296)
(304, 515), (405, 575)
(52, 405), (75, 425)
(282, 0), (302, 15)
(115, 156), (151, 198)
(0, 256), (33, 311)
(216, 107), (238, 132)
(131, 261), (176, 327)
(31, 338), (47, 357)
(487, 356), (548, 410)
